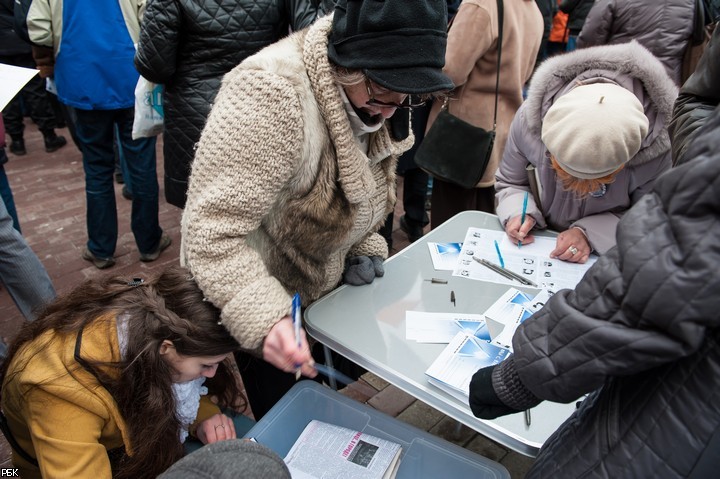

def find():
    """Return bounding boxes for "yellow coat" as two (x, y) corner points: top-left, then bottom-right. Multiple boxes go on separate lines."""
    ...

(1, 314), (220, 478)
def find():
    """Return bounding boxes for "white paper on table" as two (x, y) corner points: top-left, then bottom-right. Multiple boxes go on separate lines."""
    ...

(522, 288), (555, 313)
(405, 311), (489, 343)
(427, 242), (463, 271)
(0, 63), (39, 111)
(452, 227), (597, 291)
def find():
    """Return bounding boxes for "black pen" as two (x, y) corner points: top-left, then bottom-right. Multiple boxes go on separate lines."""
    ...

(472, 256), (538, 287)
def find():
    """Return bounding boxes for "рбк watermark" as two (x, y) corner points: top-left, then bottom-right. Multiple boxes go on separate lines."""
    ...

(0, 469), (19, 477)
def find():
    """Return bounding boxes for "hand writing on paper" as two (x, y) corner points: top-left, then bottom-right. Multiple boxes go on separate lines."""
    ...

(196, 413), (236, 444)
(505, 214), (536, 246)
(550, 228), (591, 263)
(264, 316), (317, 378)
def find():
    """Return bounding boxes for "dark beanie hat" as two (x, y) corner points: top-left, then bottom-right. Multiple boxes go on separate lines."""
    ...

(328, 0), (454, 94)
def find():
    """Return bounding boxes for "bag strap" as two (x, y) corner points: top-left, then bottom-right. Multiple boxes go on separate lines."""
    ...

(491, 0), (504, 132)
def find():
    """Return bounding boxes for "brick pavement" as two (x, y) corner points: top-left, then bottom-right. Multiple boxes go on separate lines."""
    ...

(1, 122), (533, 476)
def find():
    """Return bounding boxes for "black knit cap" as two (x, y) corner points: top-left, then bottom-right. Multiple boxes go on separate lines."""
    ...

(328, 0), (454, 95)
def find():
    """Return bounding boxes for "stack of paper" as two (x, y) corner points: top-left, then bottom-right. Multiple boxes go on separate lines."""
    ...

(408, 288), (554, 401)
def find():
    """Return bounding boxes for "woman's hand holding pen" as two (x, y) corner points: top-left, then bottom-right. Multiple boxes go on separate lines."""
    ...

(264, 316), (317, 378)
(505, 214), (536, 246)
(551, 228), (591, 263)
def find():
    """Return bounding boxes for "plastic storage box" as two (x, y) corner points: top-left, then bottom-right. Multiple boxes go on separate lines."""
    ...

(243, 381), (510, 479)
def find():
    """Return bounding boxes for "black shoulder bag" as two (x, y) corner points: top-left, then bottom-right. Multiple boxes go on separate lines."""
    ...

(415, 0), (504, 189)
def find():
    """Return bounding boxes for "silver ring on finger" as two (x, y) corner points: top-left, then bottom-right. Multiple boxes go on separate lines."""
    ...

(568, 245), (579, 256)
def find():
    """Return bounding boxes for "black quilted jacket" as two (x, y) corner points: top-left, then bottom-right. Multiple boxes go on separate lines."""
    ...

(487, 105), (720, 477)
(135, 0), (318, 208)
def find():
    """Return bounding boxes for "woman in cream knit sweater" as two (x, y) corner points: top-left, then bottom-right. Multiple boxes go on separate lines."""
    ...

(181, 0), (454, 417)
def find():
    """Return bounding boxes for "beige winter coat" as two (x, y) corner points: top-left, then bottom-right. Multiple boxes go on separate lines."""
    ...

(181, 15), (412, 352)
(427, 0), (543, 187)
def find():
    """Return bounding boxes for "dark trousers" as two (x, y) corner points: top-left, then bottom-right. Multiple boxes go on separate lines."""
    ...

(235, 344), (365, 420)
(430, 179), (496, 229)
(74, 108), (161, 257)
(0, 53), (57, 137)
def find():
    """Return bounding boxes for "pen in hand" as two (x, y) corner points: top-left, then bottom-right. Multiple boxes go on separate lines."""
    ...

(519, 191), (529, 248)
(292, 292), (302, 380)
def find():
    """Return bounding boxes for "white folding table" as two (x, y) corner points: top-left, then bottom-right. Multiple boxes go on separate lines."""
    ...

(304, 211), (579, 457)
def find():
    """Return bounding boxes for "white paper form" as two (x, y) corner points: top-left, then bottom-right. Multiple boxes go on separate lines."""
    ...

(451, 227), (597, 292)
(427, 242), (463, 271)
(0, 63), (39, 110)
(406, 311), (489, 343)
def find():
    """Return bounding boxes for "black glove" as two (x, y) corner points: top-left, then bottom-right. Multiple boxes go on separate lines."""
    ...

(343, 256), (384, 285)
(468, 365), (521, 420)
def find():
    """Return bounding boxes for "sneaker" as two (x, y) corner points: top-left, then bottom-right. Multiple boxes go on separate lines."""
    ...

(399, 215), (424, 243)
(139, 233), (172, 262)
(82, 247), (116, 269)
(43, 132), (67, 153)
(114, 170), (125, 184)
(9, 138), (26, 156)
(121, 185), (132, 200)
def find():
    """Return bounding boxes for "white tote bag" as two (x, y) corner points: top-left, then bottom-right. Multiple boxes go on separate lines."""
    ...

(131, 76), (164, 139)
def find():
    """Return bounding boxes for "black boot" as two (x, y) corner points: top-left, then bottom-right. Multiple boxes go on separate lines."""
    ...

(9, 136), (26, 156)
(42, 130), (67, 153)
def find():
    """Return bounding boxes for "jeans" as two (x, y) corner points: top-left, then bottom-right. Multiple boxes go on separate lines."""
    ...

(0, 163), (20, 232)
(0, 192), (56, 320)
(74, 108), (161, 258)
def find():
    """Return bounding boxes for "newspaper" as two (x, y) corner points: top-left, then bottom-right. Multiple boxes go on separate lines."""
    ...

(285, 420), (402, 479)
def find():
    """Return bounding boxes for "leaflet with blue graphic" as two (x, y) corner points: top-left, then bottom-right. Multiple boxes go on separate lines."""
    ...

(405, 311), (488, 343)
(427, 242), (463, 271)
(425, 332), (511, 402)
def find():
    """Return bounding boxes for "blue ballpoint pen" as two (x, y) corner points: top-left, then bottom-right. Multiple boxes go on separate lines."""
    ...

(519, 191), (529, 248)
(493, 240), (505, 269)
(292, 292), (302, 379)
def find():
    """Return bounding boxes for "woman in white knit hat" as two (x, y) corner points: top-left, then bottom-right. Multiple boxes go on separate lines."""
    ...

(495, 41), (678, 263)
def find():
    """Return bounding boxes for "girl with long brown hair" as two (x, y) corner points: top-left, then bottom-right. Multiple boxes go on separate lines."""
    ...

(0, 266), (244, 478)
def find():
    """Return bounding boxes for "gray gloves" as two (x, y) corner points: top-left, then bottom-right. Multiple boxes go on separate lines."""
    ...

(343, 256), (384, 286)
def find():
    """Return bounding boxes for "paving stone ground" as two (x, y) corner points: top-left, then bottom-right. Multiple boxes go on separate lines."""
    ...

(0, 121), (534, 476)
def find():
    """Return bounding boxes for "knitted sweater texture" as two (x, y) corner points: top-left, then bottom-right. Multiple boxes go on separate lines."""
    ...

(181, 15), (413, 352)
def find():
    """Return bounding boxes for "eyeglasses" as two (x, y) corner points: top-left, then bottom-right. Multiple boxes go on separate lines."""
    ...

(364, 78), (426, 110)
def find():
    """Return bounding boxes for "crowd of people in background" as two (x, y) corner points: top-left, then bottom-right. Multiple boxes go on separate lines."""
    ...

(1, 0), (719, 477)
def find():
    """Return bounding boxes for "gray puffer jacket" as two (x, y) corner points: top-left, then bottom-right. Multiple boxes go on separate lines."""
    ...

(577, 0), (696, 85)
(495, 41), (677, 254)
(670, 25), (720, 165)
(135, 0), (317, 208)
(488, 105), (720, 477)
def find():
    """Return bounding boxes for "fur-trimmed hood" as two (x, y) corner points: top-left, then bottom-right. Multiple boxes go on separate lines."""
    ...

(525, 41), (678, 167)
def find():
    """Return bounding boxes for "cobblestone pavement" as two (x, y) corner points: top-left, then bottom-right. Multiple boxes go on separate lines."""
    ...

(0, 122), (534, 476)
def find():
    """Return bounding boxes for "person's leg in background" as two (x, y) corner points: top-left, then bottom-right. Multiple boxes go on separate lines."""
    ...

(0, 191), (56, 321)
(0, 164), (21, 233)
(0, 53), (67, 154)
(114, 124), (132, 199)
(430, 179), (495, 229)
(397, 102), (431, 243)
(114, 108), (166, 259)
(399, 167), (430, 242)
(1, 64), (29, 156)
(234, 351), (298, 421)
(74, 108), (119, 267)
